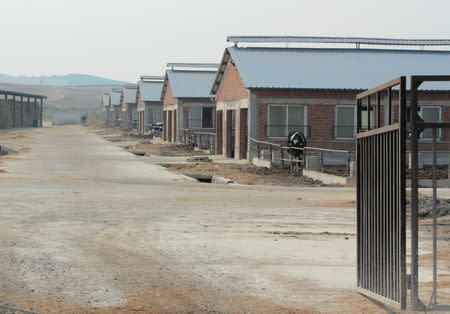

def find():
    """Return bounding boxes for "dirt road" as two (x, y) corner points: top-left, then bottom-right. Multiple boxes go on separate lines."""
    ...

(0, 126), (402, 312)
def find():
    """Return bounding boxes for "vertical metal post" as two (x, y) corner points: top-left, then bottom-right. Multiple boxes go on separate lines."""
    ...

(13, 96), (16, 128)
(34, 97), (38, 125)
(269, 144), (273, 163)
(388, 88), (392, 125)
(319, 150), (323, 170)
(430, 127), (438, 308)
(40, 98), (43, 127)
(399, 76), (407, 310)
(410, 77), (420, 310)
(20, 96), (24, 128)
(347, 151), (351, 177)
(280, 147), (285, 167)
(27, 97), (30, 125)
(357, 99), (362, 132)
(377, 91), (381, 128)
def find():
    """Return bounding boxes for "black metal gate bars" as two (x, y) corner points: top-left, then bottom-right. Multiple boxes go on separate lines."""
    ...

(356, 77), (407, 309)
(356, 75), (450, 311)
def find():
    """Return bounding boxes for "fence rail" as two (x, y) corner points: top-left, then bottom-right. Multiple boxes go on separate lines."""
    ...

(266, 125), (311, 138)
(250, 138), (354, 176)
(179, 129), (215, 152)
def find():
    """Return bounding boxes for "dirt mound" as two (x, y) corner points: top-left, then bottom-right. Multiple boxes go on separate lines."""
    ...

(166, 163), (324, 187)
(407, 196), (450, 218)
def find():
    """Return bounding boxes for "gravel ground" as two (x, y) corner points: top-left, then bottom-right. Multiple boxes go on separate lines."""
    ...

(0, 125), (448, 312)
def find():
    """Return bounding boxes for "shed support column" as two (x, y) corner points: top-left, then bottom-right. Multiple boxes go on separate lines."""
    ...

(20, 96), (24, 128)
(13, 96), (16, 128)
(27, 97), (30, 126)
(40, 98), (43, 127)
(34, 97), (38, 126)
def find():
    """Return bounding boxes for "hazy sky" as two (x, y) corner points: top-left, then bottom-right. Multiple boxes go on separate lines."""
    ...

(0, 0), (449, 82)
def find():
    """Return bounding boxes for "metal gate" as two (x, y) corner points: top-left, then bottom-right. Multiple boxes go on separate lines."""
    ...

(356, 77), (407, 309)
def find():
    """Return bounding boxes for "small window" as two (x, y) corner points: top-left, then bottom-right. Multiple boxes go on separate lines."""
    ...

(202, 107), (214, 129)
(189, 107), (214, 129)
(267, 105), (306, 138)
(360, 109), (374, 131)
(152, 108), (163, 123)
(335, 106), (355, 139)
(189, 107), (202, 128)
(420, 106), (441, 139)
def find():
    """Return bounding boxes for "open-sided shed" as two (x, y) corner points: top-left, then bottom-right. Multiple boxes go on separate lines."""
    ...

(0, 90), (46, 129)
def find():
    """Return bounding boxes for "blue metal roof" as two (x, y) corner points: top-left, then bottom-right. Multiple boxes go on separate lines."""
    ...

(225, 47), (450, 90)
(102, 94), (110, 107)
(166, 70), (217, 98)
(122, 85), (137, 104)
(138, 80), (163, 102)
(227, 36), (450, 46)
(110, 91), (122, 106)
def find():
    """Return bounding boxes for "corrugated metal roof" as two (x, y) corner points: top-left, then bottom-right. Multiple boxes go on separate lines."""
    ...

(227, 36), (450, 46)
(166, 70), (217, 98)
(122, 85), (137, 104)
(224, 47), (450, 91)
(102, 94), (110, 106)
(110, 91), (122, 106)
(138, 80), (163, 102)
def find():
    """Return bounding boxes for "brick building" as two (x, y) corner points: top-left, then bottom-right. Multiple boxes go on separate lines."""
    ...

(121, 84), (138, 129)
(136, 76), (164, 135)
(109, 89), (122, 127)
(211, 38), (450, 160)
(161, 63), (218, 142)
(0, 90), (45, 129)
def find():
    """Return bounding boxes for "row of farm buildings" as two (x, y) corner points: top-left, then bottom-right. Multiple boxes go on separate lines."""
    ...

(102, 36), (450, 161)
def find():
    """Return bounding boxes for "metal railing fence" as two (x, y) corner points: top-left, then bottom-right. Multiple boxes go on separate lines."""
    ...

(179, 129), (215, 152)
(249, 137), (354, 176)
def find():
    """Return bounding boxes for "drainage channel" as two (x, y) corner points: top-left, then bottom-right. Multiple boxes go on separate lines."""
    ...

(183, 173), (233, 185)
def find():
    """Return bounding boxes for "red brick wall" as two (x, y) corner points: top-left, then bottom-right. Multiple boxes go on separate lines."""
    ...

(237, 108), (248, 159)
(172, 110), (177, 142)
(257, 103), (268, 140)
(183, 107), (189, 129)
(163, 82), (177, 106)
(163, 110), (167, 140)
(137, 92), (145, 111)
(216, 110), (223, 155)
(308, 104), (334, 140)
(216, 63), (249, 102)
(167, 111), (172, 142)
(254, 89), (358, 100)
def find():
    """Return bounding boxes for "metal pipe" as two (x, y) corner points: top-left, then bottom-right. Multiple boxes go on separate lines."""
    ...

(430, 127), (438, 308)
(410, 77), (420, 310)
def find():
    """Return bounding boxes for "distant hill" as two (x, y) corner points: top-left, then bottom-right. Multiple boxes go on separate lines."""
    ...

(0, 73), (130, 87)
